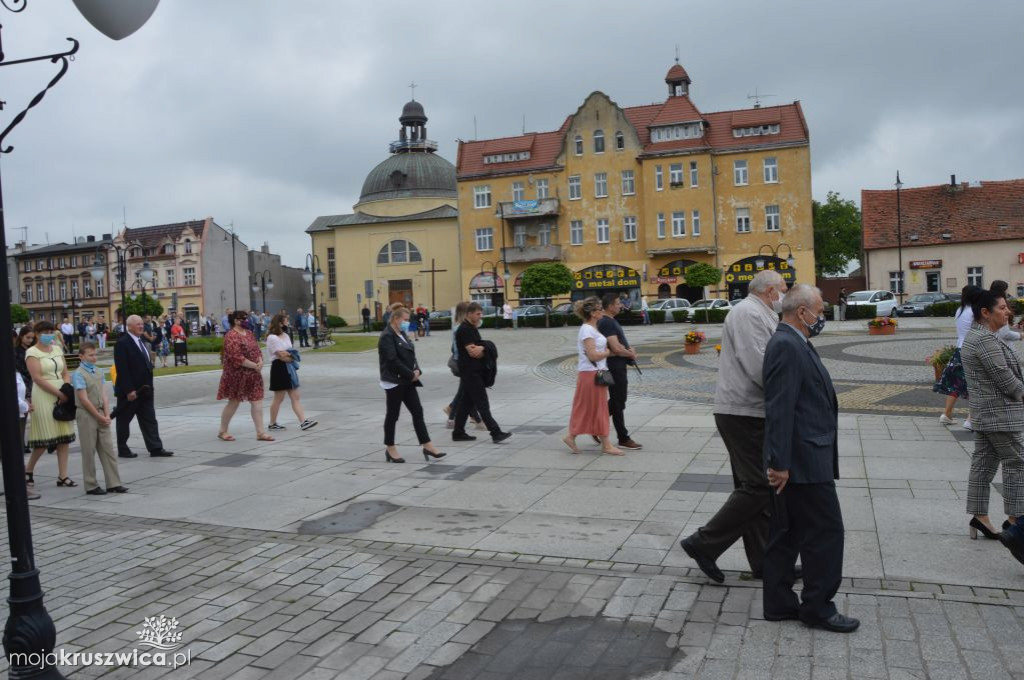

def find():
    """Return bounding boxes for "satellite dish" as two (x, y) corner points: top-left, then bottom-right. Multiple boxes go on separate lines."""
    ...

(72, 0), (160, 40)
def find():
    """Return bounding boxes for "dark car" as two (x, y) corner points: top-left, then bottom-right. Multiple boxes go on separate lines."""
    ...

(899, 292), (954, 317)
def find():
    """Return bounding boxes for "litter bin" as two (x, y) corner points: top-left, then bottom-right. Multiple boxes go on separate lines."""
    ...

(173, 339), (188, 366)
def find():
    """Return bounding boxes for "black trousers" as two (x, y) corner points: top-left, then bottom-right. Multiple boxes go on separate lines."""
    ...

(298, 329), (309, 347)
(607, 360), (630, 443)
(692, 414), (770, 571)
(115, 394), (164, 454)
(384, 384), (430, 446)
(453, 370), (499, 436)
(448, 382), (479, 422)
(763, 481), (844, 622)
(362, 318), (371, 332)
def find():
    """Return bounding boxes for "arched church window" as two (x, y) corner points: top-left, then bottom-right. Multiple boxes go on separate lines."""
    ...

(377, 240), (423, 265)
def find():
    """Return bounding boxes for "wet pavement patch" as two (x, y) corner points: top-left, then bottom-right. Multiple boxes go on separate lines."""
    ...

(295, 500), (400, 535)
(426, 615), (684, 679)
(418, 465), (485, 482)
(670, 473), (734, 493)
(202, 453), (259, 468)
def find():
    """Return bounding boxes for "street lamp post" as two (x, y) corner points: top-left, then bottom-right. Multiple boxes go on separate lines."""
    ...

(0, 4), (160, 678)
(302, 254), (325, 347)
(895, 171), (905, 302)
(251, 270), (273, 313)
(479, 258), (511, 324)
(91, 246), (151, 328)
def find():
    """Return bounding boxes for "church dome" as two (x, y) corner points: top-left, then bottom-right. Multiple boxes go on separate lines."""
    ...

(400, 99), (427, 125)
(358, 151), (456, 204)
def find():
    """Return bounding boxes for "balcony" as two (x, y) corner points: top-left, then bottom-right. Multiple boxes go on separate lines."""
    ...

(501, 244), (563, 264)
(497, 198), (560, 219)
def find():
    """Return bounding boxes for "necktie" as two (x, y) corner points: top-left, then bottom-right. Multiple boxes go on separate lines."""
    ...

(136, 337), (151, 366)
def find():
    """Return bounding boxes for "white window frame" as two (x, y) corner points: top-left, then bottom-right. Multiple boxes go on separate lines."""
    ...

(671, 211), (686, 237)
(475, 227), (494, 251)
(623, 216), (637, 242)
(513, 224), (527, 248)
(568, 175), (581, 200)
(690, 161), (698, 187)
(615, 131), (624, 150)
(25, 287), (32, 302)
(736, 208), (751, 233)
(474, 185), (492, 209)
(765, 205), (780, 232)
(594, 172), (608, 198)
(621, 170), (635, 195)
(967, 266), (984, 288)
(734, 160), (748, 186)
(763, 157), (779, 183)
(184, 239), (192, 254)
(669, 163), (683, 186)
(512, 181), (525, 202)
(183, 267), (196, 286)
(536, 178), (549, 199)
(596, 218), (610, 244)
(538, 224), (551, 246)
(655, 165), (663, 191)
(657, 213), (666, 239)
(890, 271), (905, 294)
(574, 135), (583, 155)
(166, 269), (175, 287)
(570, 220), (583, 245)
(593, 129), (605, 154)
(692, 210), (701, 236)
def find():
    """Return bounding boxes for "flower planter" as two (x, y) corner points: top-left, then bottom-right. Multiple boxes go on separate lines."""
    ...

(684, 342), (701, 355)
(933, 364), (943, 382)
(868, 325), (896, 336)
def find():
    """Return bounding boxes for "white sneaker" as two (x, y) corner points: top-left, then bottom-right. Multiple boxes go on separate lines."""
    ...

(938, 415), (954, 426)
(962, 419), (973, 431)
(300, 419), (318, 431)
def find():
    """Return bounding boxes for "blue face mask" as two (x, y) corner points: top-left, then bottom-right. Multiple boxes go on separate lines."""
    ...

(400, 321), (411, 333)
(80, 361), (94, 370)
(39, 333), (55, 345)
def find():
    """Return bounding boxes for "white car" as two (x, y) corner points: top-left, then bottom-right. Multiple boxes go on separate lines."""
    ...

(846, 290), (898, 317)
(649, 298), (691, 322)
(690, 299), (735, 310)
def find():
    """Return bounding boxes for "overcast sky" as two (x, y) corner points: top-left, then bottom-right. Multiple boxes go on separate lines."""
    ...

(2, 0), (1022, 268)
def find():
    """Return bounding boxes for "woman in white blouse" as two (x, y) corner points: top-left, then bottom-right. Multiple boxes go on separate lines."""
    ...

(563, 296), (622, 455)
(266, 312), (317, 431)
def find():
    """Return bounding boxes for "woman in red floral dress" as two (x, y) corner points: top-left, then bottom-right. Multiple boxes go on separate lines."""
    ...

(217, 310), (272, 441)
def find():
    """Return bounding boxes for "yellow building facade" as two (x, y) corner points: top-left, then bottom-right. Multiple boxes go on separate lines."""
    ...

(456, 63), (814, 305)
(308, 101), (462, 321)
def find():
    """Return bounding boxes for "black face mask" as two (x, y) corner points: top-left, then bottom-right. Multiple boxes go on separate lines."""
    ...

(801, 308), (826, 338)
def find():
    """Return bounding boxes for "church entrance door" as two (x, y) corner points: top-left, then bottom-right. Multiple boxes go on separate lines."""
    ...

(388, 279), (413, 307)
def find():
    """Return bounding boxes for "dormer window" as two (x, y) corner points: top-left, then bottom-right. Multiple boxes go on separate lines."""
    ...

(162, 243), (175, 255)
(651, 123), (702, 142)
(593, 130), (605, 154)
(184, 239), (192, 254)
(732, 124), (780, 138)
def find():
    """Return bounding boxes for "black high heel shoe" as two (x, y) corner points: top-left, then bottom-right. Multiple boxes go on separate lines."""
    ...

(969, 517), (1000, 540)
(385, 450), (405, 464)
(423, 448), (447, 461)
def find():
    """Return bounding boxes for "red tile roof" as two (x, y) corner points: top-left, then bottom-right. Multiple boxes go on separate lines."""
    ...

(862, 179), (1024, 250)
(121, 219), (208, 248)
(665, 63), (690, 82)
(647, 96), (704, 127)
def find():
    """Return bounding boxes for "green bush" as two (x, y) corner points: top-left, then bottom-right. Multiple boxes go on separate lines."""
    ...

(672, 309), (689, 323)
(370, 321), (385, 332)
(927, 302), (959, 317)
(186, 336), (224, 353)
(647, 309), (667, 324)
(480, 316), (497, 329)
(845, 304), (878, 319)
(326, 315), (347, 328)
(566, 314), (583, 326)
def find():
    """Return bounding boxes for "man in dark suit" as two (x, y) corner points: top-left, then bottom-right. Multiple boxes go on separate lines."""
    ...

(762, 284), (858, 633)
(113, 314), (173, 458)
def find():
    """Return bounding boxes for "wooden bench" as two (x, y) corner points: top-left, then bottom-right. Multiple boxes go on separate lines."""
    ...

(313, 325), (332, 348)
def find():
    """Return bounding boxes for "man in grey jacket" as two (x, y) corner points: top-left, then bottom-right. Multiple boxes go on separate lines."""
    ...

(681, 270), (787, 582)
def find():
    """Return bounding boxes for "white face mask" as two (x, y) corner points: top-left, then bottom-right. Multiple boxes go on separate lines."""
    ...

(771, 289), (784, 313)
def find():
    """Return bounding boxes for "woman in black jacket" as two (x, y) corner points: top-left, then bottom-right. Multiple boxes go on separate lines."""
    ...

(378, 305), (446, 464)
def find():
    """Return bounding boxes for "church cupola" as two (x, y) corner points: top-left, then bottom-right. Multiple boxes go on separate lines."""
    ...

(665, 61), (691, 98)
(393, 96), (436, 153)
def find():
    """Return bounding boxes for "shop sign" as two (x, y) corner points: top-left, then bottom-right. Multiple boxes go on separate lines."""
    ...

(723, 256), (795, 285)
(909, 259), (942, 269)
(574, 264), (641, 290)
(656, 259), (698, 284)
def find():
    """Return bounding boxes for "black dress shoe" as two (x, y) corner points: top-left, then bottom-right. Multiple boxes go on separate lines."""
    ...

(999, 530), (1024, 566)
(86, 487), (107, 495)
(802, 613), (860, 633)
(106, 486), (129, 493)
(452, 433), (477, 442)
(492, 431), (512, 443)
(150, 450), (174, 457)
(118, 451), (138, 458)
(680, 536), (724, 583)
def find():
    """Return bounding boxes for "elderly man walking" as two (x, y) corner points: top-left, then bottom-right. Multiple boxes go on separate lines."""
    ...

(113, 314), (174, 458)
(680, 270), (786, 581)
(761, 284), (857, 633)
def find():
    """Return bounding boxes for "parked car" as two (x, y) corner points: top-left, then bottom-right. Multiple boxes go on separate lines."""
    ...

(690, 299), (734, 310)
(649, 298), (692, 311)
(846, 290), (898, 317)
(515, 304), (551, 317)
(552, 302), (574, 315)
(899, 292), (955, 317)
(428, 309), (452, 320)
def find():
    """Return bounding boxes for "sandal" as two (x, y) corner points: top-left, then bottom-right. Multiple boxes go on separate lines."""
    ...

(256, 433), (275, 442)
(217, 432), (236, 442)
(25, 472), (34, 486)
(57, 477), (77, 487)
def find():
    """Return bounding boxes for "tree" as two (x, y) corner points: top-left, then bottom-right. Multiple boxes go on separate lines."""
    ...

(11, 303), (29, 324)
(520, 262), (574, 327)
(684, 263), (723, 323)
(122, 293), (163, 319)
(813, 191), (862, 276)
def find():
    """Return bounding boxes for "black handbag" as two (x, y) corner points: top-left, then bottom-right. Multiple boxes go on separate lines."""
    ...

(52, 384), (77, 421)
(592, 361), (615, 387)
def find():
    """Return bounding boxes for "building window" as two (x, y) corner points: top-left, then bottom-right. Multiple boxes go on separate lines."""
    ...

(58, 257), (66, 268)
(183, 267), (196, 286)
(184, 239), (192, 254)
(574, 135), (583, 155)
(621, 170), (635, 195)
(657, 213), (666, 239)
(166, 270), (175, 288)
(162, 243), (175, 255)
(474, 185), (492, 209)
(70, 280), (79, 298)
(570, 220), (583, 245)
(538, 224), (551, 246)
(764, 157), (779, 183)
(615, 131), (625, 150)
(736, 208), (751, 233)
(671, 211), (686, 237)
(623, 216), (637, 242)
(593, 129), (605, 153)
(690, 161), (698, 187)
(59, 281), (67, 299)
(655, 165), (663, 191)
(568, 175), (581, 200)
(596, 218), (610, 243)
(889, 271), (905, 294)
(327, 247), (337, 299)
(36, 259), (43, 271)
(96, 279), (104, 297)
(734, 160), (748, 186)
(765, 205), (780, 231)
(669, 163), (683, 186)
(475, 228), (494, 251)
(377, 239), (422, 264)
(536, 178), (549, 199)
(25, 287), (32, 302)
(37, 284), (44, 301)
(692, 210), (701, 236)
(84, 282), (92, 298)
(514, 224), (527, 248)
(594, 172), (608, 198)
(23, 261), (31, 273)
(967, 266), (984, 288)
(512, 181), (525, 202)
(70, 255), (78, 267)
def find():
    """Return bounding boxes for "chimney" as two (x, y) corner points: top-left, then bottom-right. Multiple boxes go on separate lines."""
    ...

(261, 242), (270, 254)
(950, 174), (956, 187)
(102, 233), (111, 240)
(87, 235), (95, 242)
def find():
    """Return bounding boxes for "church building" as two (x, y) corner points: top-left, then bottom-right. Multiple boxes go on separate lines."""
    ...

(307, 99), (461, 321)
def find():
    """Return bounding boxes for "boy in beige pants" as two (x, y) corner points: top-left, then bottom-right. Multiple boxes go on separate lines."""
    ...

(72, 342), (128, 495)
